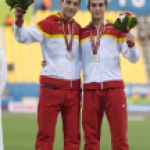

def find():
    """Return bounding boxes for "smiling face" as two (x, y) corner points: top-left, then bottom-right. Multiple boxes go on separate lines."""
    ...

(88, 0), (108, 20)
(60, 0), (80, 20)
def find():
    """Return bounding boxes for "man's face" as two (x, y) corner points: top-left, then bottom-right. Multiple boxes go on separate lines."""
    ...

(60, 0), (80, 19)
(88, 0), (108, 19)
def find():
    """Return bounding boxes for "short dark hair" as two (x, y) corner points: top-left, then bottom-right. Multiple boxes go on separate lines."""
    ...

(61, 0), (81, 4)
(87, 0), (108, 7)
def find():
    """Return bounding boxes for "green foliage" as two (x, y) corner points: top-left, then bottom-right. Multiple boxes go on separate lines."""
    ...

(114, 12), (138, 32)
(127, 97), (150, 104)
(2, 113), (150, 150)
(5, 0), (34, 8)
(0, 1), (32, 26)
(5, 0), (16, 8)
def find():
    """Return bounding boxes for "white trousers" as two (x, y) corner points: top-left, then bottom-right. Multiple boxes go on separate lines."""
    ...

(0, 100), (4, 150)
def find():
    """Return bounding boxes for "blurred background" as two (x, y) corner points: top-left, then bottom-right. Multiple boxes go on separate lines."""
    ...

(0, 0), (150, 150)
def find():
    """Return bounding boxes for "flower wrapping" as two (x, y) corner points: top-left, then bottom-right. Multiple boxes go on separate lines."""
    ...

(113, 11), (138, 33)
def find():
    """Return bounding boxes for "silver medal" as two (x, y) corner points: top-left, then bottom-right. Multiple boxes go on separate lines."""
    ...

(66, 52), (74, 61)
(91, 54), (100, 62)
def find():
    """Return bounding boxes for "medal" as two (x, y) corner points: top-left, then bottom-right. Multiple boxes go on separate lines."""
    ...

(66, 51), (74, 61)
(60, 22), (74, 61)
(91, 54), (100, 62)
(90, 23), (104, 62)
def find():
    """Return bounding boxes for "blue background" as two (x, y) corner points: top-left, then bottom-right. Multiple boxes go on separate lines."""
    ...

(34, 0), (150, 15)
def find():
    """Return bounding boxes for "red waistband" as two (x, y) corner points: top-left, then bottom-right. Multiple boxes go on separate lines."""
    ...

(84, 80), (125, 90)
(40, 75), (81, 89)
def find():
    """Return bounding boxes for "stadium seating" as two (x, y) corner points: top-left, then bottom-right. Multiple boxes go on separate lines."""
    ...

(3, 11), (148, 84)
(120, 41), (148, 84)
(4, 26), (42, 83)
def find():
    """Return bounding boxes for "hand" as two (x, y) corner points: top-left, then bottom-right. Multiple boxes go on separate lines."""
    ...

(124, 32), (135, 43)
(42, 61), (46, 68)
(14, 4), (27, 27)
(124, 32), (135, 47)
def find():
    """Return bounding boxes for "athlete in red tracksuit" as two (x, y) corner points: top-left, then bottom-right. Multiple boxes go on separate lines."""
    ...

(13, 0), (82, 150)
(80, 0), (140, 150)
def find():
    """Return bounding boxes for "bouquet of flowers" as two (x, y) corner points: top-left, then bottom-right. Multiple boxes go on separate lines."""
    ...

(6, 0), (34, 9)
(113, 11), (138, 33)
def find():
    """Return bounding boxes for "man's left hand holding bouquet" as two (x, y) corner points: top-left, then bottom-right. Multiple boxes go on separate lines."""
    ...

(114, 11), (138, 47)
(6, 0), (34, 27)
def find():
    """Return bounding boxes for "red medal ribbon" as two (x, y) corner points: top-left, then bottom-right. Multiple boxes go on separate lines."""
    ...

(90, 23), (104, 54)
(61, 22), (74, 52)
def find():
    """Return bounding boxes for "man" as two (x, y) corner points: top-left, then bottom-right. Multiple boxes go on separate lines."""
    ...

(13, 0), (82, 150)
(0, 48), (7, 150)
(80, 0), (139, 150)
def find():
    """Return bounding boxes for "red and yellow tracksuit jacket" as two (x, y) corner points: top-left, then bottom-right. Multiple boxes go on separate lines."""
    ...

(80, 20), (140, 89)
(14, 13), (82, 82)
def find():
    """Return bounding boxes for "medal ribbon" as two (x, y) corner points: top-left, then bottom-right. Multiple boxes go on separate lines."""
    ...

(90, 23), (104, 54)
(61, 22), (74, 52)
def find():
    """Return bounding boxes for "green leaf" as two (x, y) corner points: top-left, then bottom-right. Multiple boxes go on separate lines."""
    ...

(113, 13), (138, 32)
(15, 0), (22, 7)
(5, 0), (34, 8)
(129, 17), (138, 29)
(23, 0), (34, 8)
(113, 18), (126, 31)
(5, 0), (16, 7)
